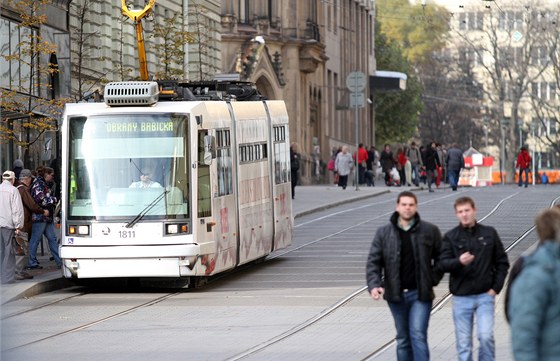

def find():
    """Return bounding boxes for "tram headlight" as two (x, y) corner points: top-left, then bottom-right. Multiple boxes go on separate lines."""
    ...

(165, 223), (189, 235)
(69, 225), (90, 236)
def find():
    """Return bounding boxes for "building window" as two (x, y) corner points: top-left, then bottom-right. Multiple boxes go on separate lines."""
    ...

(1, 18), (37, 96)
(239, 0), (250, 24)
(459, 12), (483, 31)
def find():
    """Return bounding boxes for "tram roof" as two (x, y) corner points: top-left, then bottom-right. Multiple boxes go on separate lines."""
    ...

(63, 100), (210, 117)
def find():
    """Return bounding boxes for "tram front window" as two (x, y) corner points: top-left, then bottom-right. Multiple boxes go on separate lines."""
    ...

(67, 114), (190, 220)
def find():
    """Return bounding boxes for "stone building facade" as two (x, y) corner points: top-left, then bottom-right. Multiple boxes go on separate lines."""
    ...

(2, 0), (378, 184)
(218, 1), (377, 184)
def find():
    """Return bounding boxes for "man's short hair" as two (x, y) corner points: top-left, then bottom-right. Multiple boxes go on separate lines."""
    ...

(535, 207), (560, 242)
(397, 191), (417, 204)
(454, 196), (476, 210)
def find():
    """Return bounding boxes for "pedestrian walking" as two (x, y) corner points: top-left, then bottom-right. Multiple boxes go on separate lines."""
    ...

(515, 146), (531, 188)
(424, 142), (440, 192)
(27, 166), (62, 269)
(445, 143), (465, 191)
(354, 143), (368, 185)
(0, 170), (24, 284)
(435, 143), (445, 188)
(366, 191), (443, 361)
(507, 207), (560, 361)
(396, 147), (407, 186)
(437, 196), (510, 361)
(365, 146), (376, 187)
(380, 144), (394, 186)
(15, 169), (48, 280)
(334, 146), (353, 190)
(290, 143), (300, 199)
(407, 142), (423, 186)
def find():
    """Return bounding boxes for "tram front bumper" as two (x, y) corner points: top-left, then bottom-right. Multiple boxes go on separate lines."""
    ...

(60, 243), (212, 278)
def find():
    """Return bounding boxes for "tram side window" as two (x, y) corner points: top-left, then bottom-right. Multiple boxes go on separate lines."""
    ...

(216, 129), (233, 196)
(273, 125), (289, 184)
(239, 143), (267, 163)
(198, 130), (211, 217)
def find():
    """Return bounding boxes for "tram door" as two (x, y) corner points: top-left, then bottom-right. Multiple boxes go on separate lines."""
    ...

(196, 129), (217, 275)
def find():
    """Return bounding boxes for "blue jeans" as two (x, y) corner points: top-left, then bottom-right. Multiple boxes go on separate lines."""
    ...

(28, 222), (61, 267)
(452, 293), (495, 361)
(518, 168), (529, 187)
(448, 169), (459, 189)
(387, 290), (432, 361)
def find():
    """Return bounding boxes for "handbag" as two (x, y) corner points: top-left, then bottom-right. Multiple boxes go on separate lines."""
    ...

(13, 231), (29, 256)
(327, 159), (335, 171)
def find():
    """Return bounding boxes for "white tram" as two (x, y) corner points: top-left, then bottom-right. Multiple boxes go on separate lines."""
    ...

(59, 81), (293, 286)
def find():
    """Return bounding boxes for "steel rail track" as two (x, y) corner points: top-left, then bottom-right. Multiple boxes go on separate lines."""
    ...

(226, 192), (560, 361)
(6, 191), (557, 358)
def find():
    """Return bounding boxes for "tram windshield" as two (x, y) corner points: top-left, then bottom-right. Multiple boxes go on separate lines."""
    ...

(67, 113), (190, 221)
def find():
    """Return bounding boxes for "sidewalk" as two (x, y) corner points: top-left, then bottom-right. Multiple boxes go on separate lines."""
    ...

(0, 183), (403, 304)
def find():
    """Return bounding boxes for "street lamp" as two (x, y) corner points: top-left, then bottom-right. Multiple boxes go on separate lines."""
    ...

(518, 119), (523, 148)
(501, 103), (512, 185)
(530, 121), (536, 186)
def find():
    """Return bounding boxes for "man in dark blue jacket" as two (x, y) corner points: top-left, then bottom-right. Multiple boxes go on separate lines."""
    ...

(366, 191), (443, 361)
(445, 144), (464, 191)
(437, 196), (509, 361)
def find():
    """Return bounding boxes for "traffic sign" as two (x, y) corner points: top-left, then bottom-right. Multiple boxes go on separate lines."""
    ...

(346, 71), (367, 92)
(349, 92), (365, 108)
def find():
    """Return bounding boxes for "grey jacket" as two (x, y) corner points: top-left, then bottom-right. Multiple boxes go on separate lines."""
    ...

(366, 212), (443, 302)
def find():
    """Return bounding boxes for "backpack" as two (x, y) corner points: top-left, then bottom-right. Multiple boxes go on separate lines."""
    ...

(504, 257), (524, 323)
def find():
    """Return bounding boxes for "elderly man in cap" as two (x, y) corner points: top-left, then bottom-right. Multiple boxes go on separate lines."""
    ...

(15, 169), (48, 280)
(0, 170), (24, 284)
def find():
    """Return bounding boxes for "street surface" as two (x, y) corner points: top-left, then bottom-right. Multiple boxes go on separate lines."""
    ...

(1, 186), (558, 361)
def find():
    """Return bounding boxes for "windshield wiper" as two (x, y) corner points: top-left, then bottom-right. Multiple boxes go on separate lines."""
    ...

(125, 190), (169, 228)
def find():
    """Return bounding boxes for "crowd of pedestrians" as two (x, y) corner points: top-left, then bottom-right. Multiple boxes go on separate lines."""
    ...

(1, 160), (61, 284)
(328, 140), (469, 191)
(366, 190), (559, 361)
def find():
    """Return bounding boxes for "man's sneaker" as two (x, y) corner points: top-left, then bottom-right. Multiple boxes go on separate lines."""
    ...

(26, 265), (43, 270)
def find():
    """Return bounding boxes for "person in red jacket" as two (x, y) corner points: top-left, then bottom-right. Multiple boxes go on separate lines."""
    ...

(515, 146), (532, 188)
(353, 143), (369, 185)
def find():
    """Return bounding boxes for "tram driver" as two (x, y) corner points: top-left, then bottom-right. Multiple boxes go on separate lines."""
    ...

(129, 168), (162, 189)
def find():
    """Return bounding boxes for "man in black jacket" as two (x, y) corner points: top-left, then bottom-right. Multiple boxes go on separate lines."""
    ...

(437, 196), (509, 361)
(366, 191), (443, 361)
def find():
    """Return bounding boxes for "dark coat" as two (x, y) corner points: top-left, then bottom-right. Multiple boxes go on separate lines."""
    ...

(380, 150), (394, 173)
(437, 223), (510, 296)
(366, 212), (443, 302)
(424, 146), (440, 171)
(445, 147), (464, 171)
